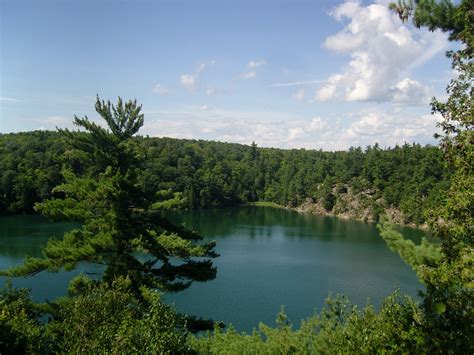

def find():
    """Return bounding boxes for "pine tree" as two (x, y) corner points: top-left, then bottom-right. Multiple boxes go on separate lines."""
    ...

(379, 1), (473, 351)
(1, 97), (218, 294)
(388, 0), (472, 53)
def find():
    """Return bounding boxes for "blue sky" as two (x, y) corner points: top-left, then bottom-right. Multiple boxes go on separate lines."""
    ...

(0, 0), (454, 150)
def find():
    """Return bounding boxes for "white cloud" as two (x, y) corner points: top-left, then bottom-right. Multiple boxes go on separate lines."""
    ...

(240, 59), (266, 79)
(141, 106), (440, 150)
(344, 108), (441, 147)
(152, 83), (169, 95)
(316, 74), (343, 101)
(241, 71), (256, 79)
(30, 112), (109, 131)
(180, 60), (216, 91)
(270, 80), (323, 87)
(35, 116), (70, 125)
(288, 127), (304, 141)
(29, 116), (73, 131)
(247, 59), (266, 68)
(292, 89), (305, 102)
(309, 116), (327, 131)
(0, 97), (20, 102)
(180, 74), (197, 91)
(390, 78), (431, 105)
(315, 1), (448, 104)
(205, 87), (217, 96)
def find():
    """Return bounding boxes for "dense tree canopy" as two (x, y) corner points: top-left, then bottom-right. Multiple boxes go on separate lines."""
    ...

(0, 1), (471, 352)
(0, 131), (449, 225)
(0, 277), (190, 353)
(1, 97), (218, 295)
(377, 0), (473, 352)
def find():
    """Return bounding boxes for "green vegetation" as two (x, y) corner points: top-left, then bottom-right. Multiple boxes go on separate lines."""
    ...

(0, 131), (448, 225)
(379, 1), (473, 352)
(0, 0), (471, 352)
(1, 97), (219, 353)
(0, 278), (190, 353)
(191, 292), (425, 354)
(2, 97), (217, 295)
(245, 201), (285, 208)
(192, 0), (473, 352)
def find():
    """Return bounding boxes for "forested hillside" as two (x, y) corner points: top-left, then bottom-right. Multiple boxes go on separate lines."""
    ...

(0, 131), (449, 225)
(1, 0), (471, 352)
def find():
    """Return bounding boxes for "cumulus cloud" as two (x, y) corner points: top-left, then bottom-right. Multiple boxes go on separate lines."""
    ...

(315, 0), (447, 104)
(288, 127), (305, 141)
(180, 60), (216, 91)
(390, 78), (431, 105)
(344, 108), (441, 147)
(152, 83), (169, 95)
(141, 106), (439, 150)
(309, 116), (328, 131)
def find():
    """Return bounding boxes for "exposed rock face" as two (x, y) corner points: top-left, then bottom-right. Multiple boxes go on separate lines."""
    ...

(293, 185), (427, 229)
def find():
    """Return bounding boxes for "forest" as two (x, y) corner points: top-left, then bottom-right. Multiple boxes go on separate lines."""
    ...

(0, 0), (472, 353)
(0, 130), (449, 225)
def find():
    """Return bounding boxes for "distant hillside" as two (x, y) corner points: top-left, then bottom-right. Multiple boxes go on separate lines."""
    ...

(0, 131), (450, 225)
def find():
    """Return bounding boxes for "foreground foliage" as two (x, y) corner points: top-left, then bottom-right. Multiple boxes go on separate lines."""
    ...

(192, 1), (473, 353)
(0, 283), (426, 354)
(1, 97), (217, 295)
(381, 0), (473, 352)
(191, 292), (424, 354)
(0, 277), (190, 353)
(0, 1), (471, 353)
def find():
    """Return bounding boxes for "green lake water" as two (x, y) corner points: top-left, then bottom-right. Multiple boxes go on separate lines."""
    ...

(0, 207), (425, 332)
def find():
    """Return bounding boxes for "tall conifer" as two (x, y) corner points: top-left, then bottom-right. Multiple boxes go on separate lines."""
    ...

(2, 97), (218, 294)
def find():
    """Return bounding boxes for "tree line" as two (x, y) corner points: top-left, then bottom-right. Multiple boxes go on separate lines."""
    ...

(0, 0), (471, 352)
(0, 130), (449, 225)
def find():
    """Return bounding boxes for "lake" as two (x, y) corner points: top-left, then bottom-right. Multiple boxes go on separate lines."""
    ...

(0, 207), (425, 332)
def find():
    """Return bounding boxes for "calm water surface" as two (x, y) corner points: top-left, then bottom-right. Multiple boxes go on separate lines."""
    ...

(0, 207), (425, 331)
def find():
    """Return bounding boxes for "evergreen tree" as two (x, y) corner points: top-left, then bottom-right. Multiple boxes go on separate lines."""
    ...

(379, 1), (473, 351)
(389, 0), (473, 54)
(1, 97), (218, 294)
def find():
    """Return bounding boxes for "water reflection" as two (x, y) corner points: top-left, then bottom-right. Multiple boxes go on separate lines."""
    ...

(0, 215), (79, 258)
(165, 206), (426, 244)
(0, 207), (426, 332)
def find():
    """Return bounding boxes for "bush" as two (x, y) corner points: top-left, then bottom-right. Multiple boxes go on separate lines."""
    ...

(0, 277), (190, 354)
(0, 283), (45, 354)
(47, 276), (190, 353)
(190, 291), (425, 354)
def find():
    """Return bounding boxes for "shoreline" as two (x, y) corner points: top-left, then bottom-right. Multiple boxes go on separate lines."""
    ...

(245, 200), (429, 231)
(1, 202), (430, 231)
